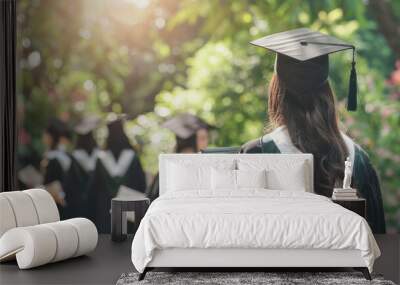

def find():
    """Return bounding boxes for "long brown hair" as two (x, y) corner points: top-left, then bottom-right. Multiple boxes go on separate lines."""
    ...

(267, 74), (348, 196)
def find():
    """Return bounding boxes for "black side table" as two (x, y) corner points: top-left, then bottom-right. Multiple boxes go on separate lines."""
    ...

(111, 197), (150, 242)
(331, 198), (366, 218)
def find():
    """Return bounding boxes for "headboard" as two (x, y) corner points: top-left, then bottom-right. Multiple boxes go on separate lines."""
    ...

(159, 153), (314, 195)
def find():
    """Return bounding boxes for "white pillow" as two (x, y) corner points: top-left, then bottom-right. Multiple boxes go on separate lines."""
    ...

(211, 168), (236, 190)
(236, 169), (267, 189)
(167, 162), (211, 191)
(237, 159), (308, 191)
(211, 169), (268, 191)
(266, 164), (307, 191)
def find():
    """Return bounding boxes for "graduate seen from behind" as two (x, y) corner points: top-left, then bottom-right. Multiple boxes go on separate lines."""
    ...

(87, 114), (146, 233)
(146, 113), (212, 201)
(241, 28), (385, 233)
(63, 116), (100, 219)
(41, 118), (72, 219)
(164, 113), (211, 153)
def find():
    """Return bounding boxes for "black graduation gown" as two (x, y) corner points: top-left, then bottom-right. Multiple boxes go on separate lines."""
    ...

(87, 149), (147, 233)
(63, 149), (99, 219)
(42, 150), (72, 219)
(241, 126), (386, 233)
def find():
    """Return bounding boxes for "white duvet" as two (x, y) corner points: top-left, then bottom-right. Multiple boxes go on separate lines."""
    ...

(131, 190), (380, 273)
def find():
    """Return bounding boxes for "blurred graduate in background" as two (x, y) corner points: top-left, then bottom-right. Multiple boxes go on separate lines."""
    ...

(87, 114), (147, 233)
(163, 113), (211, 154)
(63, 116), (100, 218)
(146, 113), (212, 201)
(41, 118), (72, 219)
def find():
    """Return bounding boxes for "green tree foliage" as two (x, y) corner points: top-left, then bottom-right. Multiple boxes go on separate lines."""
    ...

(17, 0), (399, 231)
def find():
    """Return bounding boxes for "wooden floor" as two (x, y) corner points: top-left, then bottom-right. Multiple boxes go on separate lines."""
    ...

(0, 234), (398, 284)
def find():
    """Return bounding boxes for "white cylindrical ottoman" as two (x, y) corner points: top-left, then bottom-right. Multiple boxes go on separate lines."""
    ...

(0, 218), (98, 269)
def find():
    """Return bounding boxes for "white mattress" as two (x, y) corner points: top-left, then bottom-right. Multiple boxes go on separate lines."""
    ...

(131, 190), (380, 273)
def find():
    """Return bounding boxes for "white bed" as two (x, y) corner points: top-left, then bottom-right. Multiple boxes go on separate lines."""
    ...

(131, 154), (380, 280)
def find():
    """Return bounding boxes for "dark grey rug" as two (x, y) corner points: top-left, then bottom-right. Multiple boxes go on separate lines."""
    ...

(116, 271), (396, 285)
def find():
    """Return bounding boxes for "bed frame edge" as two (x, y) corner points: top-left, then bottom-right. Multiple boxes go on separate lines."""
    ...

(138, 267), (372, 281)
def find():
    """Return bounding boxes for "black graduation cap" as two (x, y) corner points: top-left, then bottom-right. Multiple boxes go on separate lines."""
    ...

(46, 118), (72, 139)
(162, 113), (213, 139)
(250, 28), (357, 111)
(105, 113), (128, 137)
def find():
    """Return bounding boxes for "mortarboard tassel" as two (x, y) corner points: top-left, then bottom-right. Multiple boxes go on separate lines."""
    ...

(347, 47), (357, 111)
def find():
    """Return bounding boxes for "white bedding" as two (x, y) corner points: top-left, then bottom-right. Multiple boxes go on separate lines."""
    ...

(131, 190), (380, 273)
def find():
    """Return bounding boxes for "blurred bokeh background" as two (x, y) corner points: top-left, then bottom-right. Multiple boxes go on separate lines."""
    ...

(16, 0), (399, 232)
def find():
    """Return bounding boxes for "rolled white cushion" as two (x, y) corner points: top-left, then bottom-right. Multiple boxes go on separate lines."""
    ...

(0, 189), (59, 239)
(0, 191), (39, 227)
(0, 196), (17, 237)
(0, 226), (57, 269)
(0, 218), (98, 269)
(23, 189), (59, 223)
(65, 218), (98, 257)
(42, 222), (79, 262)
